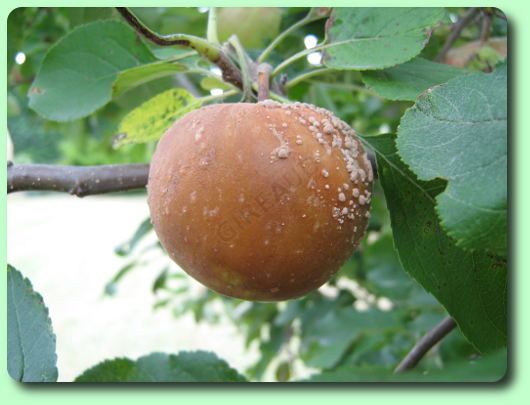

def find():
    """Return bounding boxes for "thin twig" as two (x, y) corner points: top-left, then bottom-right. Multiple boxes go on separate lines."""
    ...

(394, 317), (457, 373)
(271, 46), (318, 76)
(257, 7), (331, 63)
(116, 7), (243, 90)
(286, 67), (335, 89)
(7, 163), (149, 197)
(257, 63), (272, 102)
(435, 7), (480, 62)
(479, 9), (492, 44)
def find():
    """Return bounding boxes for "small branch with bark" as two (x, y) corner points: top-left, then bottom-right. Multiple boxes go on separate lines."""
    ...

(7, 152), (378, 199)
(7, 162), (149, 197)
(116, 7), (243, 90)
(394, 316), (457, 373)
(435, 7), (480, 62)
(479, 9), (493, 44)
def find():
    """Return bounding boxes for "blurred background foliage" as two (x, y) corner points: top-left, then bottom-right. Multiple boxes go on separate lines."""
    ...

(7, 7), (507, 381)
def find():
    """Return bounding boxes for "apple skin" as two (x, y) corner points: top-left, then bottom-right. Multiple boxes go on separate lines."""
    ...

(147, 101), (373, 301)
(217, 7), (282, 49)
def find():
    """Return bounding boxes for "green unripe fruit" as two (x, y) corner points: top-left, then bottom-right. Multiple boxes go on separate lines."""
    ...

(217, 7), (282, 49)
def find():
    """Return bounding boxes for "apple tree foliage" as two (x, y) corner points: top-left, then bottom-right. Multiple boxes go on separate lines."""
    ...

(7, 7), (507, 382)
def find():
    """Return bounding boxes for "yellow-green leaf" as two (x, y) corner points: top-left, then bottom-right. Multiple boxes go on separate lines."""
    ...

(114, 88), (202, 148)
(200, 76), (233, 91)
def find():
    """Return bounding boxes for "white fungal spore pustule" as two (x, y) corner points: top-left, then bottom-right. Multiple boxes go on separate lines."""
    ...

(256, 99), (373, 226)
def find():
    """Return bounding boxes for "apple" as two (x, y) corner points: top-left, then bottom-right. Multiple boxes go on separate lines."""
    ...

(217, 7), (282, 49)
(147, 100), (373, 301)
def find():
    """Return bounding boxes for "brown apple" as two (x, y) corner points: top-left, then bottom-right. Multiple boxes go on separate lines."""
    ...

(147, 101), (373, 301)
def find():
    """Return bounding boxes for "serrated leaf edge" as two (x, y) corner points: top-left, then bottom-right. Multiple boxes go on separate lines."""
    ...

(395, 71), (507, 257)
(28, 20), (156, 121)
(323, 8), (448, 71)
(7, 264), (58, 382)
(75, 350), (246, 382)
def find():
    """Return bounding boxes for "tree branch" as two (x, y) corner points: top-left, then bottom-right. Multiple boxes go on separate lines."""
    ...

(7, 162), (149, 197)
(116, 7), (242, 90)
(7, 150), (372, 198)
(394, 316), (457, 373)
(435, 7), (480, 62)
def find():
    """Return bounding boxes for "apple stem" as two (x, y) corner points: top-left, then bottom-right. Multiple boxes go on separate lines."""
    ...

(257, 63), (272, 101)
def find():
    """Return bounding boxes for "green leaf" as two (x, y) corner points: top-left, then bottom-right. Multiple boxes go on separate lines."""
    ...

(7, 265), (58, 382)
(65, 7), (115, 27)
(362, 57), (472, 101)
(364, 234), (416, 301)
(323, 8), (448, 70)
(104, 261), (141, 296)
(113, 61), (188, 97)
(407, 311), (446, 336)
(75, 351), (247, 382)
(114, 217), (153, 256)
(200, 76), (233, 91)
(439, 327), (480, 363)
(340, 333), (390, 366)
(300, 307), (400, 369)
(113, 88), (202, 148)
(362, 233), (441, 309)
(362, 134), (507, 352)
(396, 63), (507, 255)
(152, 267), (169, 293)
(275, 361), (291, 382)
(302, 348), (506, 382)
(151, 47), (196, 60)
(246, 324), (286, 380)
(28, 20), (157, 121)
